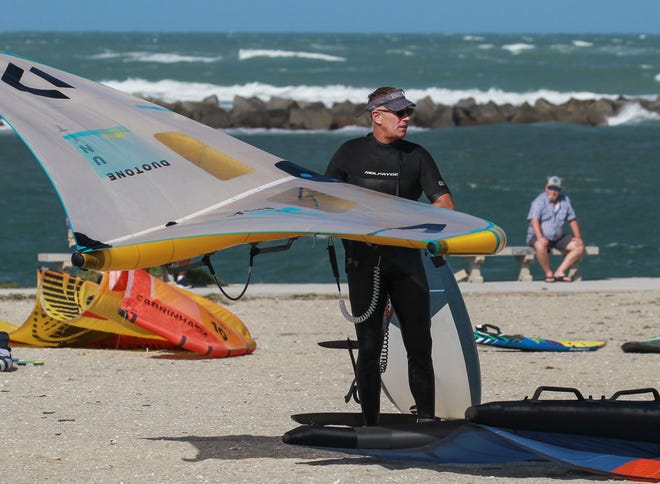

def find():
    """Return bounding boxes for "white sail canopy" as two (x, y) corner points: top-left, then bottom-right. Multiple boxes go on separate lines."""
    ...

(0, 52), (505, 271)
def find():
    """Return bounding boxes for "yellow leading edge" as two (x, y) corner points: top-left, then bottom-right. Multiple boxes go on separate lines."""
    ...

(73, 226), (505, 272)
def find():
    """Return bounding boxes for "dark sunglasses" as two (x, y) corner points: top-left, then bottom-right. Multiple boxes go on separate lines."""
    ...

(376, 107), (414, 118)
(547, 186), (561, 192)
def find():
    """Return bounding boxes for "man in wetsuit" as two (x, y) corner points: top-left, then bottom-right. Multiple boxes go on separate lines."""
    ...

(325, 87), (455, 425)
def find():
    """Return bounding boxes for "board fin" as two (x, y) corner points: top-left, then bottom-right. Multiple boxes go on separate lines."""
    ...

(317, 339), (358, 350)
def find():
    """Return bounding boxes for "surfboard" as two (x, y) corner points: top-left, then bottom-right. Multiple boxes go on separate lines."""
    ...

(381, 255), (481, 419)
(622, 335), (660, 353)
(473, 324), (606, 352)
(12, 358), (44, 366)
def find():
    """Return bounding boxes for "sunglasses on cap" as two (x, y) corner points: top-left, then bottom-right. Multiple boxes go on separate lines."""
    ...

(374, 107), (415, 118)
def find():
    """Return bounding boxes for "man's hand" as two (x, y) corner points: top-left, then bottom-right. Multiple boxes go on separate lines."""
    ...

(432, 193), (455, 210)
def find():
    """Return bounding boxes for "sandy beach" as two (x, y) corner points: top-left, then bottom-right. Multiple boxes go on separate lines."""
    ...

(1, 280), (659, 483)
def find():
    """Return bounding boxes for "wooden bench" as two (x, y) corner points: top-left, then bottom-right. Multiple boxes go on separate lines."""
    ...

(455, 245), (600, 283)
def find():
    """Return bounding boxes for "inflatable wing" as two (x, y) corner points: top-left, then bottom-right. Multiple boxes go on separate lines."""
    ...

(285, 387), (660, 481)
(7, 269), (114, 347)
(0, 52), (505, 271)
(4, 268), (255, 356)
(117, 269), (255, 357)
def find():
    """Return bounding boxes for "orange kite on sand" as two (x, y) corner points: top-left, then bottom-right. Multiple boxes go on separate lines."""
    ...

(0, 268), (255, 357)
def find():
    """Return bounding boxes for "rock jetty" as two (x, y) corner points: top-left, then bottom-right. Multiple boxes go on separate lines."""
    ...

(152, 94), (660, 130)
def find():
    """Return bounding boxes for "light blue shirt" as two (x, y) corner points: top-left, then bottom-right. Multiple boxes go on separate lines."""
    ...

(526, 192), (576, 243)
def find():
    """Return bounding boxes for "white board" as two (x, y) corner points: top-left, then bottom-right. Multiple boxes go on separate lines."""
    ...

(381, 255), (481, 419)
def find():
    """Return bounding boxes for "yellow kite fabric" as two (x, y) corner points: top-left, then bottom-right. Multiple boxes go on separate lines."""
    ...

(8, 269), (114, 347)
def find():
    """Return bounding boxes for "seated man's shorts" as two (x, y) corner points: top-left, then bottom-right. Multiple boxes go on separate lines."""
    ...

(528, 233), (572, 251)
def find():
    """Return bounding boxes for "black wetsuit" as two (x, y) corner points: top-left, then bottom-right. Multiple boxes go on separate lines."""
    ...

(325, 133), (451, 425)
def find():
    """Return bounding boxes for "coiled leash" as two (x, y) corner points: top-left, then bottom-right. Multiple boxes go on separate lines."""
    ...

(327, 238), (381, 324)
(327, 237), (391, 404)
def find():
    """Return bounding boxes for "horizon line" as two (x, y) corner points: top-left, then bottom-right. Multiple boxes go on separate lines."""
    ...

(1, 29), (658, 36)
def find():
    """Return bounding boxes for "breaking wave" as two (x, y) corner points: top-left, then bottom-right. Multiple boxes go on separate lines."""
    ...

(89, 51), (223, 63)
(102, 78), (647, 112)
(237, 49), (346, 62)
(607, 103), (660, 126)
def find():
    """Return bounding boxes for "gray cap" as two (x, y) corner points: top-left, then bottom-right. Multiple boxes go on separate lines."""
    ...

(366, 89), (416, 112)
(547, 176), (562, 188)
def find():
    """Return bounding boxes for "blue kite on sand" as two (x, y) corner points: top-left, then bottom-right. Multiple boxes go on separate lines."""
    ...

(284, 387), (660, 482)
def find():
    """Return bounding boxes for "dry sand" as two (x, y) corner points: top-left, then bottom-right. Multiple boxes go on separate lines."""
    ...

(1, 282), (659, 483)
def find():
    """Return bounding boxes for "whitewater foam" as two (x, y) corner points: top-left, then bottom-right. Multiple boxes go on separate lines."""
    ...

(385, 49), (415, 56)
(572, 40), (594, 47)
(606, 103), (660, 126)
(103, 78), (635, 110)
(89, 51), (223, 63)
(238, 49), (345, 62)
(502, 43), (535, 54)
(225, 125), (369, 136)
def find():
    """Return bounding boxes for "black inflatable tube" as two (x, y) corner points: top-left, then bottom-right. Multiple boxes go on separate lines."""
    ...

(283, 420), (465, 449)
(466, 400), (660, 443)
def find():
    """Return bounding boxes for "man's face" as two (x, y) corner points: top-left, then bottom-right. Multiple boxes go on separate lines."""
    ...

(545, 185), (561, 202)
(372, 107), (414, 142)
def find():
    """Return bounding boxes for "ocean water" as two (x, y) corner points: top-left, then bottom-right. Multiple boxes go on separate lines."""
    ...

(1, 32), (660, 286)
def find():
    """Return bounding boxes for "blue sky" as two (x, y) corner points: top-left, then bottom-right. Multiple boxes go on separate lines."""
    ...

(3, 0), (660, 34)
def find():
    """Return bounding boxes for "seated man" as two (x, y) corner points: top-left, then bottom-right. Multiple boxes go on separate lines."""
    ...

(526, 176), (585, 282)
